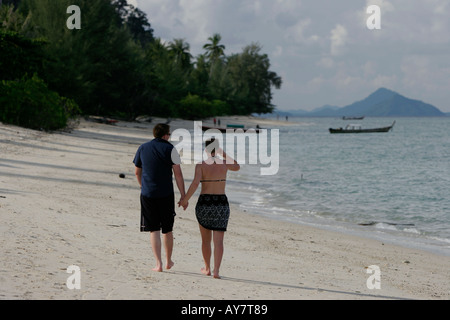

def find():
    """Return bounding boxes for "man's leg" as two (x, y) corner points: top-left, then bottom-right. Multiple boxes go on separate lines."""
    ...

(150, 231), (163, 272)
(163, 231), (174, 269)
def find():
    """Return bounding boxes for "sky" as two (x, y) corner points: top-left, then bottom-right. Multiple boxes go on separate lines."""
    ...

(130, 0), (450, 113)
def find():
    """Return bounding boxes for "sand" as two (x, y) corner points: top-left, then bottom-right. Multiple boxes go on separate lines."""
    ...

(1, 116), (449, 300)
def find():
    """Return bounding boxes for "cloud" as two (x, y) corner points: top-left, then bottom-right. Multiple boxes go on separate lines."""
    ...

(400, 55), (450, 96)
(128, 0), (138, 8)
(285, 19), (312, 43)
(317, 57), (334, 69)
(372, 74), (398, 88)
(134, 0), (450, 112)
(330, 24), (348, 56)
(273, 45), (283, 57)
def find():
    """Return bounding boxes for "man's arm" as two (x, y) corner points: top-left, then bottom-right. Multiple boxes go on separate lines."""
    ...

(172, 164), (186, 201)
(135, 167), (142, 188)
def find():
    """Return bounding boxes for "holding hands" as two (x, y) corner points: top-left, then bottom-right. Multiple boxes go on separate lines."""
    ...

(178, 197), (188, 210)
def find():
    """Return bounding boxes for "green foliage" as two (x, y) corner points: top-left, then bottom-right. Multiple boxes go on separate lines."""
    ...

(0, 3), (34, 36)
(0, 1), (281, 126)
(211, 100), (229, 116)
(112, 0), (154, 47)
(177, 94), (212, 120)
(0, 74), (80, 131)
(226, 43), (282, 114)
(203, 33), (225, 62)
(176, 94), (229, 120)
(0, 29), (46, 80)
(0, 27), (79, 131)
(148, 36), (282, 117)
(17, 0), (151, 118)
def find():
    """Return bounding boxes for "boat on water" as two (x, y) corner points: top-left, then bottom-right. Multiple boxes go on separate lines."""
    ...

(342, 116), (365, 120)
(329, 121), (395, 134)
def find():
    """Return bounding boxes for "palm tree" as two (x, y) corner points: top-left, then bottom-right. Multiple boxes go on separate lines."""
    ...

(168, 38), (192, 71)
(203, 33), (225, 62)
(0, 3), (33, 35)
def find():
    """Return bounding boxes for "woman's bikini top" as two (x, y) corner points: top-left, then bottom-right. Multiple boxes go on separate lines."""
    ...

(200, 159), (226, 183)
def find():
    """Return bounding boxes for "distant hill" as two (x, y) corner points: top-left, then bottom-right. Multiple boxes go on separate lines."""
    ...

(282, 88), (445, 117)
(307, 104), (341, 117)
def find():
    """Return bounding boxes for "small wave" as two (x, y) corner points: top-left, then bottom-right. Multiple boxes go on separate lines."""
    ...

(358, 221), (422, 234)
(403, 227), (421, 235)
(358, 221), (415, 227)
(428, 236), (450, 245)
(375, 223), (398, 231)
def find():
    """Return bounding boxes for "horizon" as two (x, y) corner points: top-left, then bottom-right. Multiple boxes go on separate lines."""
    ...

(277, 87), (449, 113)
(132, 0), (450, 113)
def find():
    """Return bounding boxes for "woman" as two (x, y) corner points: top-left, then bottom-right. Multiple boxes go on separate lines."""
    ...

(179, 139), (240, 279)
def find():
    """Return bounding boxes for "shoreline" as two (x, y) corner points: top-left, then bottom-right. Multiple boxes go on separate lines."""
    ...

(223, 177), (450, 258)
(1, 117), (450, 300)
(231, 195), (450, 258)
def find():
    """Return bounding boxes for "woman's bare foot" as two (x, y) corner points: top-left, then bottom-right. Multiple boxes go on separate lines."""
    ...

(152, 264), (163, 272)
(213, 270), (221, 279)
(201, 267), (211, 276)
(166, 260), (174, 270)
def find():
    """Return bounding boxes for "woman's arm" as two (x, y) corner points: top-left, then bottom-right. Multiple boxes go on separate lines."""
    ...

(219, 148), (240, 171)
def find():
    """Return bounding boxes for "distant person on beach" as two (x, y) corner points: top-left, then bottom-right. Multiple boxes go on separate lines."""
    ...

(179, 139), (240, 279)
(133, 123), (186, 272)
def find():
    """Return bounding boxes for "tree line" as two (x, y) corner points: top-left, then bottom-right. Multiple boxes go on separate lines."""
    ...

(0, 0), (282, 130)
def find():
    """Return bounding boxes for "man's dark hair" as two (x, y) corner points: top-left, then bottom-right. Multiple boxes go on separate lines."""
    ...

(153, 123), (170, 138)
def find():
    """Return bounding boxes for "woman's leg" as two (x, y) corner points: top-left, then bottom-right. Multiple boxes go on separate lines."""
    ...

(213, 231), (225, 279)
(199, 224), (212, 276)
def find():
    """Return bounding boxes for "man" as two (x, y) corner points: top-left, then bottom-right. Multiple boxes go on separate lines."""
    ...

(133, 123), (186, 272)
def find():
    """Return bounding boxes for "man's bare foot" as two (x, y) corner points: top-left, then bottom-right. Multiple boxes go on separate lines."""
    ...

(166, 261), (174, 270)
(201, 267), (211, 276)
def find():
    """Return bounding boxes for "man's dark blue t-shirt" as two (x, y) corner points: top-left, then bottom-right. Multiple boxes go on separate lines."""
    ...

(133, 138), (180, 198)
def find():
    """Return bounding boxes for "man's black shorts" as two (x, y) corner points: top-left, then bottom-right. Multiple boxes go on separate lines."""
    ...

(140, 194), (176, 233)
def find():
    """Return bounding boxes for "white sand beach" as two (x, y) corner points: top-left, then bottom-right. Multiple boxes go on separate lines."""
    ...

(1, 117), (449, 300)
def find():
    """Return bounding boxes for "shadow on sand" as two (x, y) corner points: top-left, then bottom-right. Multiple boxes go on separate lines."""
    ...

(168, 270), (411, 300)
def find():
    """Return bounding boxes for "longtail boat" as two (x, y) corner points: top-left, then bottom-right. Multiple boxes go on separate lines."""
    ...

(329, 121), (395, 134)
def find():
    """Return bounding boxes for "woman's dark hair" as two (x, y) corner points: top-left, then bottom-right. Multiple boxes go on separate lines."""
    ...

(153, 123), (170, 138)
(205, 138), (219, 155)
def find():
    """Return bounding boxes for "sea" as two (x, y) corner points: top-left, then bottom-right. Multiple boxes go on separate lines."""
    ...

(219, 117), (450, 257)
